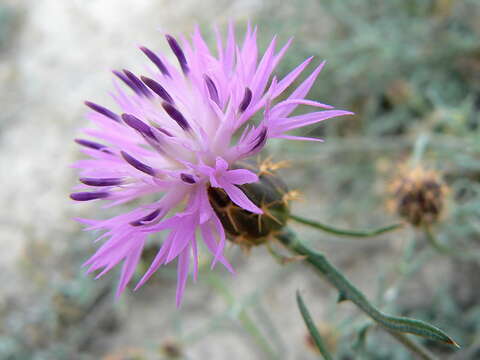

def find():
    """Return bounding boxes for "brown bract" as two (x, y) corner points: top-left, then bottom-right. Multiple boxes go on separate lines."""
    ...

(387, 166), (448, 227)
(208, 159), (294, 249)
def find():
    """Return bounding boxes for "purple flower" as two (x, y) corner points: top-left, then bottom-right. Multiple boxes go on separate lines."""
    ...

(71, 24), (353, 306)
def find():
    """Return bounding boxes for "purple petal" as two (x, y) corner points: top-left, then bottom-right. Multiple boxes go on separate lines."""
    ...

(215, 157), (229, 172)
(139, 46), (170, 77)
(123, 69), (152, 98)
(203, 75), (220, 105)
(134, 237), (172, 290)
(130, 209), (161, 226)
(191, 239), (199, 282)
(116, 239), (145, 297)
(175, 245), (190, 307)
(141, 76), (174, 104)
(249, 127), (268, 154)
(165, 221), (195, 263)
(239, 87), (252, 113)
(279, 110), (354, 132)
(180, 173), (196, 184)
(74, 139), (108, 151)
(275, 134), (324, 142)
(200, 221), (233, 272)
(84, 101), (120, 122)
(79, 177), (124, 187)
(273, 56), (314, 98)
(162, 102), (190, 131)
(220, 182), (262, 214)
(121, 113), (156, 139)
(277, 61), (326, 118)
(224, 169), (259, 185)
(120, 151), (156, 176)
(166, 34), (189, 74)
(113, 70), (142, 95)
(70, 192), (109, 201)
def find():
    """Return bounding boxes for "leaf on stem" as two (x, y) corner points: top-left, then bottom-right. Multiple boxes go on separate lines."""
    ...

(296, 290), (334, 360)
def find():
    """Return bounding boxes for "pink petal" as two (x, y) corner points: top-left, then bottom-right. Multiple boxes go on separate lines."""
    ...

(220, 181), (262, 214)
(224, 168), (259, 185)
(175, 245), (191, 307)
(116, 238), (145, 297)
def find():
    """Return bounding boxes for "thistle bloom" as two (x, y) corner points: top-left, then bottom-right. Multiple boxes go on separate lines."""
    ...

(71, 24), (352, 306)
(388, 166), (447, 227)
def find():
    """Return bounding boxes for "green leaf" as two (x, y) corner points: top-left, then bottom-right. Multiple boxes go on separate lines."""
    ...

(296, 290), (334, 360)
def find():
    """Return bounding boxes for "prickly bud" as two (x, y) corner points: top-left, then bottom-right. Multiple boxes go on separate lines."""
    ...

(388, 166), (448, 227)
(208, 160), (293, 247)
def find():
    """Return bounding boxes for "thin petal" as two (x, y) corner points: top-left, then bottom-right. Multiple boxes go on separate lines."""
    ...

(220, 182), (262, 214)
(116, 238), (145, 297)
(176, 245), (191, 307)
(224, 169), (259, 185)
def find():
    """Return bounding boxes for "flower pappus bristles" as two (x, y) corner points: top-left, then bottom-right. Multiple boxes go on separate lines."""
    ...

(388, 166), (448, 227)
(71, 24), (352, 306)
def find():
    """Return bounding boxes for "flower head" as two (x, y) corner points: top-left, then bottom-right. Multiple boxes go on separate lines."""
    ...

(388, 165), (448, 227)
(71, 24), (352, 306)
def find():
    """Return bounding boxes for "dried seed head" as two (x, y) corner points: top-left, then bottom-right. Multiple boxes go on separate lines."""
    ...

(388, 166), (448, 227)
(208, 159), (292, 248)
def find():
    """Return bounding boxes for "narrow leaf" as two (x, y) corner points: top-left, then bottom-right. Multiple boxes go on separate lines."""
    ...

(296, 290), (334, 360)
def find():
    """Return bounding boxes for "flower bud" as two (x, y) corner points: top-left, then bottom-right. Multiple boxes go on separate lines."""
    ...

(388, 166), (448, 227)
(208, 160), (291, 247)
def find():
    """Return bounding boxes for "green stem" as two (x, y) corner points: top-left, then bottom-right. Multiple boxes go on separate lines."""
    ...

(289, 214), (403, 238)
(276, 228), (458, 356)
(424, 225), (452, 254)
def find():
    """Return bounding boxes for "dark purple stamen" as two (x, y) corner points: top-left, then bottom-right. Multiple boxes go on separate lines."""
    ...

(153, 126), (173, 137)
(180, 173), (196, 184)
(141, 76), (174, 104)
(204, 75), (219, 105)
(70, 192), (109, 201)
(239, 87), (252, 113)
(165, 34), (189, 74)
(162, 102), (190, 131)
(84, 101), (120, 122)
(75, 139), (107, 151)
(121, 151), (156, 176)
(79, 177), (124, 187)
(250, 127), (268, 153)
(139, 46), (170, 77)
(113, 70), (142, 95)
(130, 208), (161, 226)
(121, 113), (156, 139)
(123, 69), (152, 98)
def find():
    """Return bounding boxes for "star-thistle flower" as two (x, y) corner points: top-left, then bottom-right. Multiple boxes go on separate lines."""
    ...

(71, 24), (353, 306)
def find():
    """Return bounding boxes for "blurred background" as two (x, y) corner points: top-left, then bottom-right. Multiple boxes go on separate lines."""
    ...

(1, 0), (479, 359)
